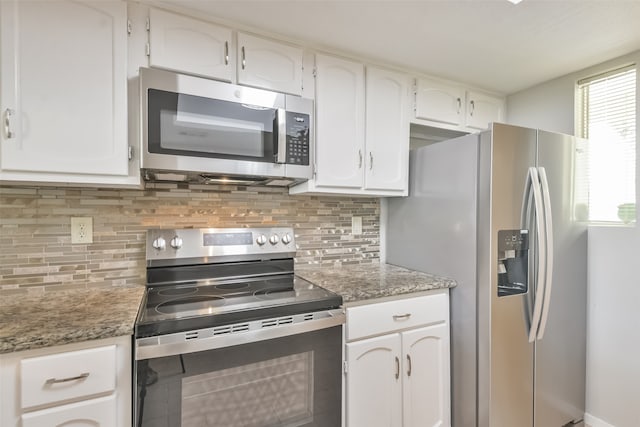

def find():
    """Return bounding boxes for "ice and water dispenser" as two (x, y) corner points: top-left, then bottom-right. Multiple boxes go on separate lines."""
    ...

(497, 230), (529, 297)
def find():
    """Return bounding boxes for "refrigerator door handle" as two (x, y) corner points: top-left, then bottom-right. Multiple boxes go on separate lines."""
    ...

(536, 167), (554, 340)
(521, 169), (535, 332)
(527, 167), (547, 343)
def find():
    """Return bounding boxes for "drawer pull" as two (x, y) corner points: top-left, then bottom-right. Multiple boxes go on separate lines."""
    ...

(45, 372), (90, 385)
(392, 313), (412, 321)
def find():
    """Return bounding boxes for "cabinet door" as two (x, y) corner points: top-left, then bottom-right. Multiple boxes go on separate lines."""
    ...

(21, 395), (116, 427)
(365, 67), (410, 192)
(237, 33), (303, 95)
(346, 334), (402, 427)
(315, 54), (365, 188)
(415, 78), (464, 126)
(0, 0), (128, 177)
(402, 324), (451, 427)
(466, 90), (505, 130)
(149, 8), (233, 81)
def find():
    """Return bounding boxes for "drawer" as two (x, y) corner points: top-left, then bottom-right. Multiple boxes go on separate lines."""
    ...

(21, 394), (116, 427)
(346, 293), (448, 341)
(20, 345), (116, 409)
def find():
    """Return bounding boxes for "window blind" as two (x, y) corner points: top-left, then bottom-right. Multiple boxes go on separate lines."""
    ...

(577, 65), (636, 223)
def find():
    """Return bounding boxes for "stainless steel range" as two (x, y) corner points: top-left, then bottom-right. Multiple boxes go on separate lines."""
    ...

(134, 227), (344, 427)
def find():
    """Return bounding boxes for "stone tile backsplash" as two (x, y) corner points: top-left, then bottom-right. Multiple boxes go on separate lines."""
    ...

(0, 183), (379, 295)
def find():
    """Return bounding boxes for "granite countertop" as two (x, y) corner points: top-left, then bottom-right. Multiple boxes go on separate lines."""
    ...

(0, 286), (145, 354)
(295, 262), (456, 304)
(0, 264), (454, 354)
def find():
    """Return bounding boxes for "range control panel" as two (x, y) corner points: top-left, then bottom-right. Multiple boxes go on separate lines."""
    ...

(146, 227), (296, 264)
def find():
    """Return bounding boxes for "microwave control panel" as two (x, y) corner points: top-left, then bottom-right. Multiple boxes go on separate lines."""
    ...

(285, 111), (310, 165)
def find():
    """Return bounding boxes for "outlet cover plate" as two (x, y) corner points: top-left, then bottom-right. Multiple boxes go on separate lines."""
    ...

(352, 217), (362, 235)
(71, 217), (93, 244)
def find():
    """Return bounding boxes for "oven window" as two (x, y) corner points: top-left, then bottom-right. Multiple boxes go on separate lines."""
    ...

(148, 89), (277, 162)
(135, 326), (341, 427)
(182, 352), (313, 426)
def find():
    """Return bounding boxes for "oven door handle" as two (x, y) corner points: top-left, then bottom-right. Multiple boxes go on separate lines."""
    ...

(136, 308), (346, 360)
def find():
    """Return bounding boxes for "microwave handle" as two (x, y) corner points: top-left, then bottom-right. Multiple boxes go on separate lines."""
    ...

(276, 108), (287, 164)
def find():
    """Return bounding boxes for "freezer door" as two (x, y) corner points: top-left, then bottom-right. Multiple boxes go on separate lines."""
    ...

(534, 130), (587, 427)
(479, 123), (537, 427)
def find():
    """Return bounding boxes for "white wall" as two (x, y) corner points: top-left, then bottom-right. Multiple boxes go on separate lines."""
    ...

(507, 51), (640, 427)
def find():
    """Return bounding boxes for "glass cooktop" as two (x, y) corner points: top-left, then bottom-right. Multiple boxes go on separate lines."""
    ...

(135, 274), (342, 338)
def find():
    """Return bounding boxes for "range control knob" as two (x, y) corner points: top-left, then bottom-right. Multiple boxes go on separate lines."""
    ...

(256, 234), (267, 246)
(170, 236), (183, 249)
(281, 233), (292, 245)
(152, 237), (166, 251)
(269, 234), (279, 245)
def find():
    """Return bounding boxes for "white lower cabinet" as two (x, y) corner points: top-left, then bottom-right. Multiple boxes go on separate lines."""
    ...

(402, 324), (450, 427)
(21, 395), (116, 427)
(0, 336), (131, 427)
(344, 291), (451, 427)
(346, 334), (403, 427)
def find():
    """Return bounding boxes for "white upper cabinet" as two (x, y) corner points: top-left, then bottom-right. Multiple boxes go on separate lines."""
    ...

(313, 54), (365, 189)
(290, 59), (410, 197)
(414, 78), (464, 126)
(413, 77), (505, 133)
(465, 90), (505, 130)
(365, 67), (410, 192)
(237, 32), (303, 95)
(0, 0), (136, 186)
(148, 8), (234, 82)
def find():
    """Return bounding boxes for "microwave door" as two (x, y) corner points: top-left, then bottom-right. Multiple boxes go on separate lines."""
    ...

(147, 88), (279, 163)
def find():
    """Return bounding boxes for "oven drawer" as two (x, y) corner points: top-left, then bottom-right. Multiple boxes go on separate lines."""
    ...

(20, 345), (116, 409)
(346, 292), (448, 341)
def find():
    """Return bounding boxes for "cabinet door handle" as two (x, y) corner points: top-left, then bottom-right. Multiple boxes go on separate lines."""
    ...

(470, 100), (475, 116)
(45, 372), (90, 385)
(369, 152), (373, 170)
(456, 97), (462, 114)
(358, 149), (363, 169)
(394, 356), (400, 380)
(4, 108), (14, 138)
(241, 46), (246, 70)
(406, 354), (412, 377)
(224, 41), (229, 65)
(392, 313), (411, 321)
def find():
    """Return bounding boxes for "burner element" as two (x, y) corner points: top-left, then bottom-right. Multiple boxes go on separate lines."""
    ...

(215, 282), (250, 290)
(157, 287), (198, 297)
(156, 295), (226, 315)
(254, 288), (296, 300)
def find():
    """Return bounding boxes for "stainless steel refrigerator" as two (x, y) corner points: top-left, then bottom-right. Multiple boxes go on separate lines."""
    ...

(386, 123), (587, 427)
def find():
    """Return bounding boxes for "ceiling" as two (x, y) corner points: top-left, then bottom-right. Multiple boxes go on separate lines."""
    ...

(161, 0), (640, 95)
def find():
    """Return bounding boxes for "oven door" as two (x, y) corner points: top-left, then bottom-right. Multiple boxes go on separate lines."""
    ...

(135, 326), (342, 427)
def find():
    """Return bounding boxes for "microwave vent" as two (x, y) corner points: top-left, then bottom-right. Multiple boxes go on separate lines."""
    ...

(142, 169), (301, 187)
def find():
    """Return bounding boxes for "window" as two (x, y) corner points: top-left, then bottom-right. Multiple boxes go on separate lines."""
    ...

(577, 65), (636, 224)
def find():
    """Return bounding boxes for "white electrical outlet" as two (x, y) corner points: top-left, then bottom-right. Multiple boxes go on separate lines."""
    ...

(352, 216), (362, 235)
(71, 217), (93, 244)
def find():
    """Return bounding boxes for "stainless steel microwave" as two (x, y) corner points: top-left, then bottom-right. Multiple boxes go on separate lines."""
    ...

(139, 68), (313, 186)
